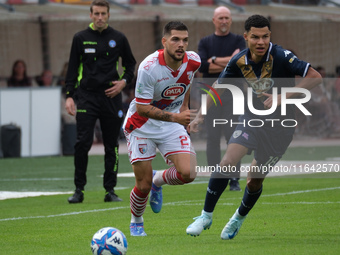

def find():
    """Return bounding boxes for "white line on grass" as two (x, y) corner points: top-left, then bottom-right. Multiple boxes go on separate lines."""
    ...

(1, 186), (339, 222)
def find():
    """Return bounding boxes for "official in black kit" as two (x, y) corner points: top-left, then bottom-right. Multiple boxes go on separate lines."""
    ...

(65, 0), (136, 203)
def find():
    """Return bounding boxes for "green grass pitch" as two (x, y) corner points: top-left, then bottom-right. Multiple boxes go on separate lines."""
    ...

(0, 145), (339, 255)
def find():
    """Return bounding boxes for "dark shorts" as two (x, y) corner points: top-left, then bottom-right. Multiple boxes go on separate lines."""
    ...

(229, 123), (294, 169)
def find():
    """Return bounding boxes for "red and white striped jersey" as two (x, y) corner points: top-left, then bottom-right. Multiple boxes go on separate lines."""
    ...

(123, 49), (201, 138)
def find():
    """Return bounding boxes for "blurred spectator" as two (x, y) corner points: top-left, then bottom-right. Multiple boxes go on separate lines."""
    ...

(35, 70), (54, 87)
(7, 60), (32, 87)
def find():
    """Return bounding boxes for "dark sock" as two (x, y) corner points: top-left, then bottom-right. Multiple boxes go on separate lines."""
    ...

(203, 171), (229, 213)
(238, 186), (262, 216)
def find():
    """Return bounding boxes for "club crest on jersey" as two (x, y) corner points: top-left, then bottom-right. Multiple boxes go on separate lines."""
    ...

(108, 40), (116, 48)
(248, 78), (274, 95)
(138, 144), (147, 154)
(161, 84), (186, 99)
(187, 71), (193, 81)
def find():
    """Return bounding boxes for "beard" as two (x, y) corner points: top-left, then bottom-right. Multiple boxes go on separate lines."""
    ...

(167, 51), (184, 62)
(220, 26), (228, 33)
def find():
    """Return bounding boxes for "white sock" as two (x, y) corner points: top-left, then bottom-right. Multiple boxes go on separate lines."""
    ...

(202, 210), (213, 218)
(153, 170), (166, 187)
(131, 214), (144, 224)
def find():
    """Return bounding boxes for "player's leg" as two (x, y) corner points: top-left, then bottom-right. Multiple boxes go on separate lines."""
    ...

(125, 134), (157, 236)
(221, 159), (265, 240)
(224, 116), (242, 191)
(130, 160), (153, 236)
(187, 143), (248, 236)
(150, 131), (196, 213)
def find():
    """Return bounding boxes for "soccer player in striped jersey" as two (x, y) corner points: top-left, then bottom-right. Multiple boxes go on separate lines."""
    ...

(123, 21), (201, 236)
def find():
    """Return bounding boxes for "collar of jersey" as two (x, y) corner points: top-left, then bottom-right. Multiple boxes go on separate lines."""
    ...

(89, 22), (109, 31)
(245, 42), (272, 65)
(157, 49), (188, 67)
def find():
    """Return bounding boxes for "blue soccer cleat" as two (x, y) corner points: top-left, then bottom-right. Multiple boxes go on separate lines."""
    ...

(150, 170), (163, 213)
(130, 222), (147, 236)
(186, 212), (213, 237)
(220, 209), (246, 240)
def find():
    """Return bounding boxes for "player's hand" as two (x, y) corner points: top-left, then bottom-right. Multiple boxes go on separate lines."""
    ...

(189, 113), (204, 133)
(261, 92), (281, 110)
(105, 80), (126, 98)
(65, 97), (76, 116)
(174, 109), (197, 126)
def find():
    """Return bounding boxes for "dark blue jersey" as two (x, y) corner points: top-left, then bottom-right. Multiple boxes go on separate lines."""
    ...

(218, 43), (310, 122)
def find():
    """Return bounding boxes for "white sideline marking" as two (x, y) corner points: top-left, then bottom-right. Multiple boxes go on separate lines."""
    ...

(0, 187), (129, 201)
(0, 191), (73, 200)
(0, 186), (339, 222)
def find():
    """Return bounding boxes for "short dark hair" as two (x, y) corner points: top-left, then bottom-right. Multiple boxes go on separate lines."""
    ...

(163, 21), (188, 36)
(244, 15), (271, 32)
(90, 0), (110, 13)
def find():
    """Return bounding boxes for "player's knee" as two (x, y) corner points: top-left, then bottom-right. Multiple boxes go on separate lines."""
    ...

(136, 181), (152, 194)
(181, 171), (196, 183)
(246, 179), (262, 192)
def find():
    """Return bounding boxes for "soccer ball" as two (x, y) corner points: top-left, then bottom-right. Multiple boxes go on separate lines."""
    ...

(91, 227), (128, 255)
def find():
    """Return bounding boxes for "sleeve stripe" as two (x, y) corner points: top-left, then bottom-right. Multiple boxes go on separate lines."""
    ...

(136, 98), (152, 104)
(302, 63), (311, 77)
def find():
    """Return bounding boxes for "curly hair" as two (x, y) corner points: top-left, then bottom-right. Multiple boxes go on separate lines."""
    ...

(244, 15), (271, 32)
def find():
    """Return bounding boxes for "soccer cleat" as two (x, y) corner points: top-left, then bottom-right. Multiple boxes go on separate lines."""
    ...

(104, 190), (122, 202)
(186, 212), (213, 237)
(150, 170), (163, 213)
(130, 222), (147, 236)
(221, 209), (246, 240)
(68, 189), (84, 203)
(229, 179), (241, 191)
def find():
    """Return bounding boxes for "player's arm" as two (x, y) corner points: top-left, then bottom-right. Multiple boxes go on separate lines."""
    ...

(208, 49), (240, 74)
(180, 86), (191, 113)
(287, 67), (322, 97)
(136, 103), (195, 126)
(262, 67), (322, 109)
(190, 80), (225, 132)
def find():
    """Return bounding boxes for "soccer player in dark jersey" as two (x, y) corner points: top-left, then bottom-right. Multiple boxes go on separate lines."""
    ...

(186, 14), (322, 239)
(198, 6), (246, 191)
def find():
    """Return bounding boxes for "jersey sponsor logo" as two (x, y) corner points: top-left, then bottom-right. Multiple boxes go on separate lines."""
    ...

(283, 50), (292, 57)
(109, 40), (116, 48)
(138, 144), (147, 154)
(157, 77), (170, 83)
(289, 56), (297, 63)
(161, 84), (186, 99)
(83, 41), (97, 45)
(152, 99), (183, 110)
(84, 48), (96, 53)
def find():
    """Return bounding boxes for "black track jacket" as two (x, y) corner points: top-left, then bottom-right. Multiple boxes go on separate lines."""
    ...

(65, 23), (136, 98)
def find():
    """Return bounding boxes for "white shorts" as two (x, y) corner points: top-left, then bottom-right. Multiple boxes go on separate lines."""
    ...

(125, 128), (195, 165)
